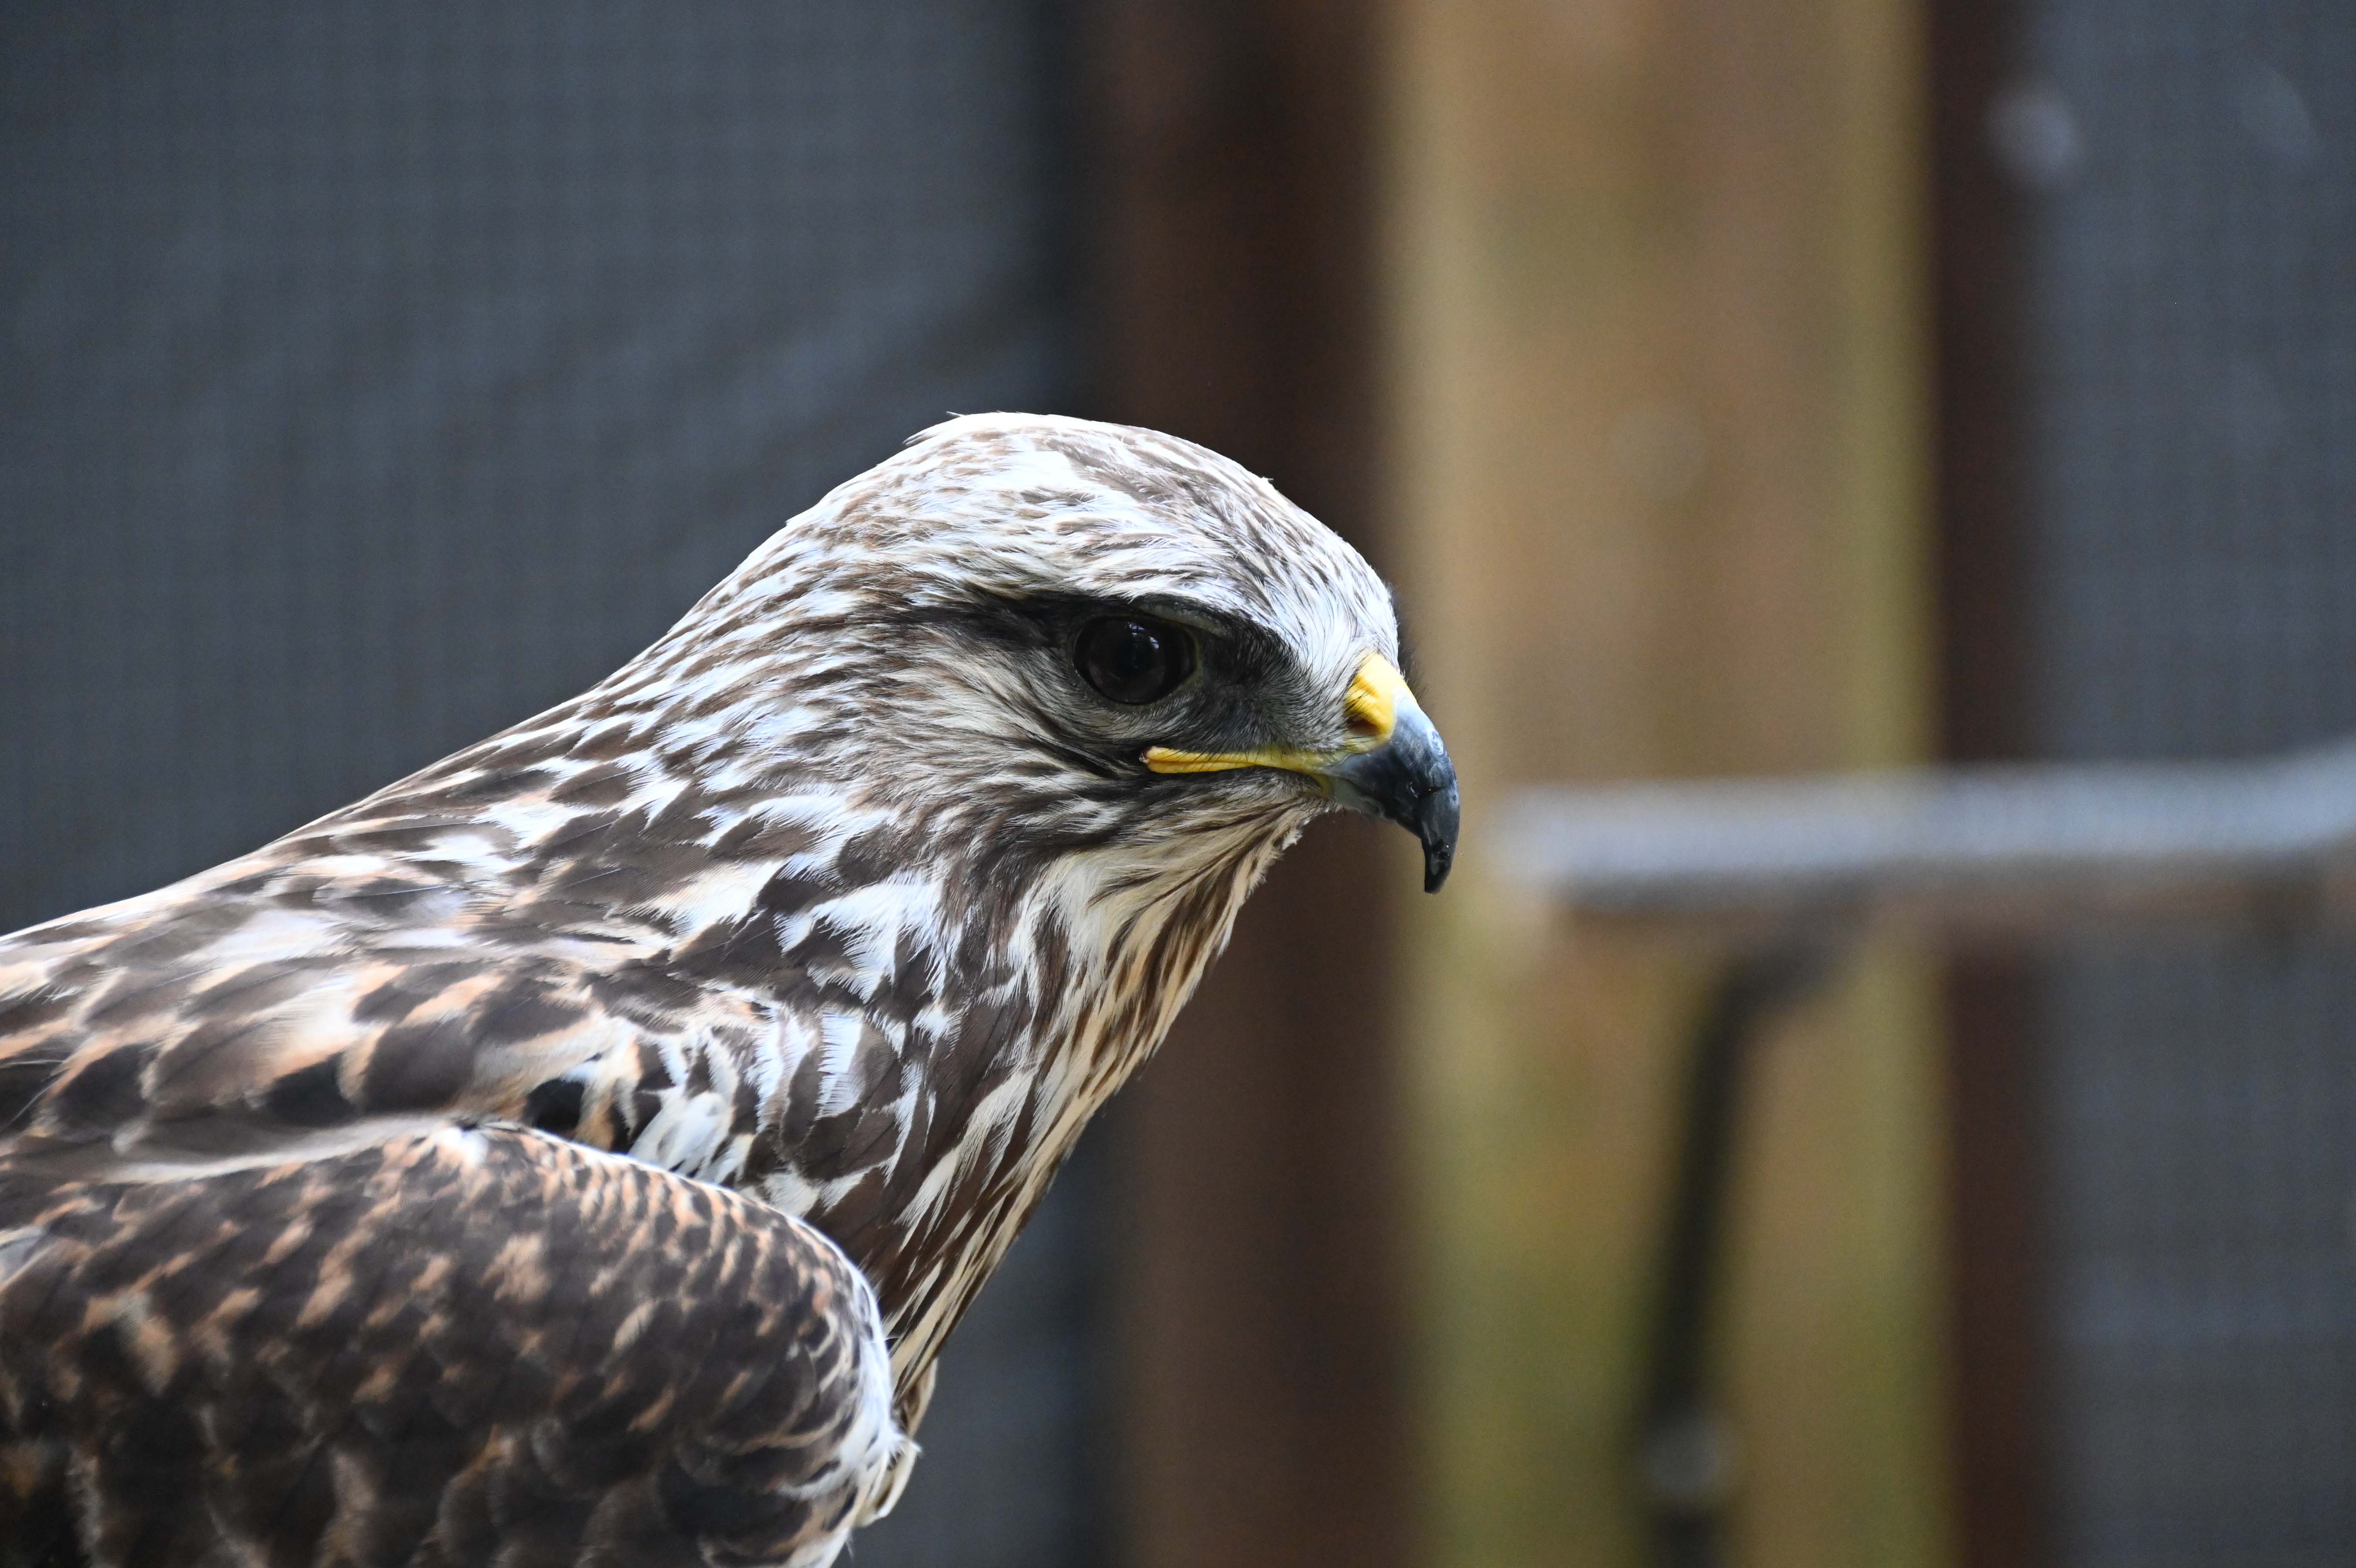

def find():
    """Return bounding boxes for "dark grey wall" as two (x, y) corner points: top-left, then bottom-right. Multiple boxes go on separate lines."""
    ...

(2000, 6), (2356, 1563)
(0, 7), (1103, 1563)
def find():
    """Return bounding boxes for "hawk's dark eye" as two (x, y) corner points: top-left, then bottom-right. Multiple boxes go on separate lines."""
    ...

(1074, 615), (1194, 705)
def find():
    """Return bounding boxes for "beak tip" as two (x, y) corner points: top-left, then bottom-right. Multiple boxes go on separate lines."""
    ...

(1419, 781), (1461, 894)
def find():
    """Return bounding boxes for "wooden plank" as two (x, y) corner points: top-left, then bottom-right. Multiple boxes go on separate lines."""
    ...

(1077, 6), (1410, 1567)
(1925, 0), (2055, 1558)
(1384, 1), (1950, 1564)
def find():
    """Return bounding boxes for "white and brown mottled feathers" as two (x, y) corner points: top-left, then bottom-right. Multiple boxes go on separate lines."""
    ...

(0, 414), (1416, 1568)
(0, 1127), (900, 1568)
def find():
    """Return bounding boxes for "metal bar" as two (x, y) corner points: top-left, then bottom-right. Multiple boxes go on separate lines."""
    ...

(1635, 942), (1836, 1568)
(1493, 740), (2356, 938)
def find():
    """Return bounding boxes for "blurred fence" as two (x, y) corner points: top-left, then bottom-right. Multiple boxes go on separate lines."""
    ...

(1957, 6), (2356, 1564)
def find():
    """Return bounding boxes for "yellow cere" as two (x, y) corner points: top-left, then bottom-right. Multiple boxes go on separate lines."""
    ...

(1341, 651), (1407, 744)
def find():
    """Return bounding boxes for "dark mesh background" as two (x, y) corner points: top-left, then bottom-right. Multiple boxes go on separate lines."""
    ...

(0, 6), (1104, 1564)
(2010, 3), (2356, 1563)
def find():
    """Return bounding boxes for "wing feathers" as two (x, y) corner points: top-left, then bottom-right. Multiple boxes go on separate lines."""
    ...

(0, 1125), (904, 1568)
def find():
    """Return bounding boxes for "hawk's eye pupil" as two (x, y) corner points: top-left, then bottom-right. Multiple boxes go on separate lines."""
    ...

(1076, 616), (1193, 705)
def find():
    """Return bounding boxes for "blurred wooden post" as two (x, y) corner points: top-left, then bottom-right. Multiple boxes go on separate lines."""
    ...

(1384, 3), (1951, 1567)
(1927, 0), (2052, 1561)
(1080, 6), (1412, 1568)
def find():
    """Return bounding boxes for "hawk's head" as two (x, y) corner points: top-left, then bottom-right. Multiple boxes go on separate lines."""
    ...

(609, 413), (1459, 919)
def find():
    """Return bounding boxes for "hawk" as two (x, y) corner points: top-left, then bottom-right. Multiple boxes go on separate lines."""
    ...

(0, 414), (1458, 1568)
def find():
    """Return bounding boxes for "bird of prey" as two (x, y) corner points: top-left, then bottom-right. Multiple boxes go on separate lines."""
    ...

(0, 414), (1458, 1568)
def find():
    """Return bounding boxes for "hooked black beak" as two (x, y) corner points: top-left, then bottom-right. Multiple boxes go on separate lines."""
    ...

(1324, 697), (1461, 892)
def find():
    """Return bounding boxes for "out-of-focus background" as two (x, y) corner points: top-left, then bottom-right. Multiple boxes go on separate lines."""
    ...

(3, 4), (2351, 1567)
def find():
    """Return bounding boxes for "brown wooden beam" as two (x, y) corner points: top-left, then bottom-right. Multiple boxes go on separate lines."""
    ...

(1076, 4), (1408, 1567)
(1928, 1), (2055, 1563)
